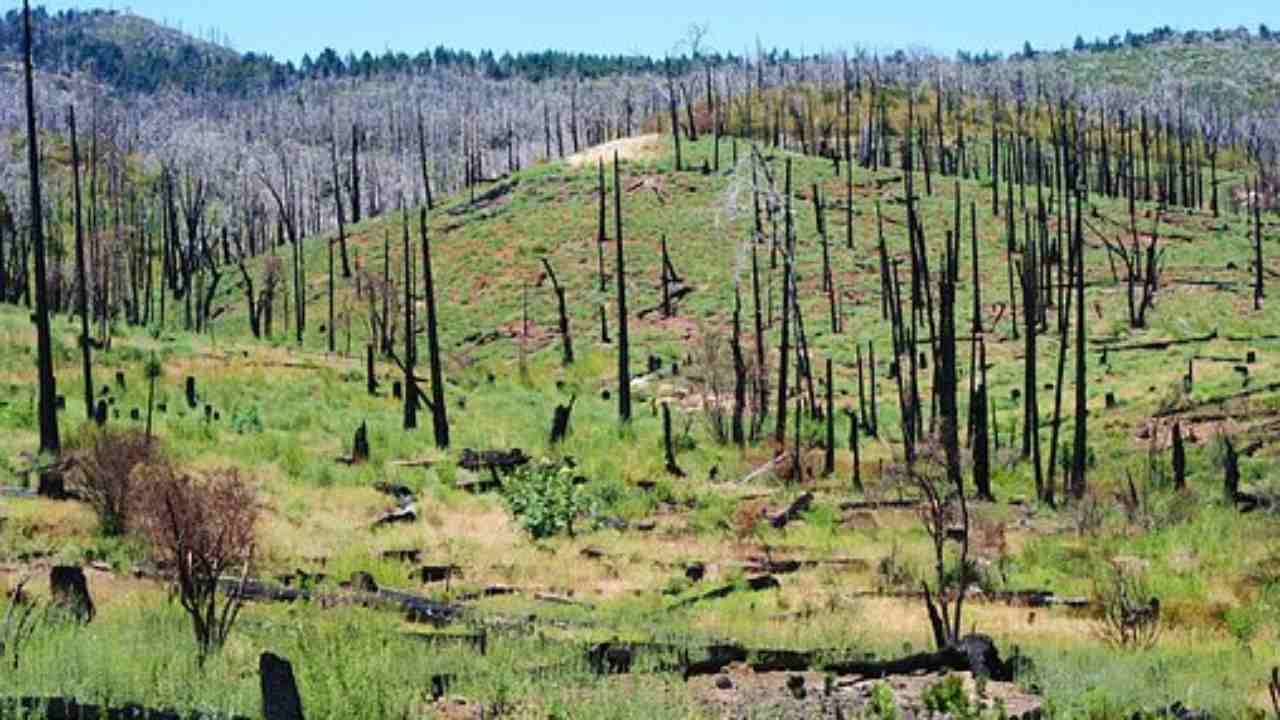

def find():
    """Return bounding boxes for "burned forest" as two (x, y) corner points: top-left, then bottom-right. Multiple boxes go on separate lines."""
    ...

(1, 4), (1280, 718)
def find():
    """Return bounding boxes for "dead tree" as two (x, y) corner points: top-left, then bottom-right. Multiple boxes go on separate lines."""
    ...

(1255, 179), (1265, 310)
(419, 209), (449, 449)
(541, 258), (573, 366)
(1070, 186), (1089, 500)
(69, 105), (94, 423)
(662, 403), (685, 477)
(1172, 422), (1186, 491)
(614, 152), (631, 423)
(23, 0), (60, 468)
(402, 214), (417, 431)
(823, 358), (835, 477)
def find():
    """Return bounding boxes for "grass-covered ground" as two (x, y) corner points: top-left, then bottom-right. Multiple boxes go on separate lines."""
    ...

(1, 132), (1279, 718)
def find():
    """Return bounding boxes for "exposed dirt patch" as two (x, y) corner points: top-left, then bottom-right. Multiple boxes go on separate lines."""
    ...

(567, 134), (663, 168)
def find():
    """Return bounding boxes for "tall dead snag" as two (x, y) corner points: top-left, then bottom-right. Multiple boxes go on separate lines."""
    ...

(1019, 217), (1044, 501)
(23, 1), (60, 479)
(366, 345), (378, 396)
(550, 396), (576, 445)
(1255, 179), (1265, 310)
(614, 151), (631, 423)
(665, 58), (682, 172)
(662, 403), (685, 477)
(774, 159), (794, 444)
(938, 235), (961, 494)
(402, 212), (417, 431)
(731, 286), (746, 447)
(823, 358), (835, 477)
(419, 208), (449, 449)
(69, 105), (93, 423)
(416, 106), (434, 212)
(1172, 422), (1186, 491)
(350, 122), (362, 225)
(330, 117), (351, 278)
(1070, 186), (1089, 500)
(596, 159), (608, 291)
(540, 258), (573, 366)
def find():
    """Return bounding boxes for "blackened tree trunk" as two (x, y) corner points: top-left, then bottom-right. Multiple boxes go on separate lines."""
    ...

(663, 403), (685, 477)
(823, 358), (835, 477)
(731, 286), (746, 446)
(1172, 422), (1186, 491)
(350, 123), (362, 225)
(666, 60), (682, 172)
(417, 107), (435, 212)
(419, 208), (449, 449)
(541, 258), (574, 366)
(402, 214), (417, 431)
(329, 121), (351, 278)
(774, 159), (794, 444)
(23, 0), (59, 461)
(596, 159), (608, 291)
(69, 105), (93, 422)
(1070, 186), (1089, 500)
(614, 152), (631, 423)
(1255, 180), (1265, 310)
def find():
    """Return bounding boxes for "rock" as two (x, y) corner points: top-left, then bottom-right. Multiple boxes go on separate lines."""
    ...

(715, 674), (734, 690)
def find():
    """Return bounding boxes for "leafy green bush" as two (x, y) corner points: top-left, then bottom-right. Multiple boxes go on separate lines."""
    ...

(867, 681), (900, 719)
(229, 406), (264, 434)
(922, 674), (973, 718)
(500, 460), (587, 539)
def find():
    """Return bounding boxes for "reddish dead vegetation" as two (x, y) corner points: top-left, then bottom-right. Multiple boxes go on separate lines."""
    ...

(65, 427), (160, 536)
(133, 465), (259, 664)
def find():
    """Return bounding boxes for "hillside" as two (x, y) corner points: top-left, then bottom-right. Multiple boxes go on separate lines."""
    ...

(1, 126), (1278, 717)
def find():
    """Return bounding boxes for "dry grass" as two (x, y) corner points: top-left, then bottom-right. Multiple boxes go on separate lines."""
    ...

(566, 134), (663, 168)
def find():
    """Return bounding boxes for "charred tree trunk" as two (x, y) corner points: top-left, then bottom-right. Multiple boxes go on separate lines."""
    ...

(419, 209), (449, 449)
(23, 0), (59, 463)
(69, 105), (93, 423)
(614, 153), (632, 423)
(541, 258), (574, 366)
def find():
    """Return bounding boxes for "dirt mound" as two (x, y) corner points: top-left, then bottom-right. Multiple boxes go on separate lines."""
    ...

(567, 134), (663, 168)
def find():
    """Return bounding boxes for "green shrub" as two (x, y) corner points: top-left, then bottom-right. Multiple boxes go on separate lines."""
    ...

(922, 674), (973, 718)
(500, 460), (587, 539)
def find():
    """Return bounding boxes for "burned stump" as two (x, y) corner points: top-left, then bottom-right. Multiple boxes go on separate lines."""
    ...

(259, 652), (305, 720)
(49, 566), (94, 623)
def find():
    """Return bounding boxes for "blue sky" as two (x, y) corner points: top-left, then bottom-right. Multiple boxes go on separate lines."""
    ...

(34, 1), (1279, 62)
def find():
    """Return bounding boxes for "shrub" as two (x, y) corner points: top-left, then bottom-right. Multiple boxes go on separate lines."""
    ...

(66, 427), (161, 536)
(1093, 560), (1161, 650)
(132, 465), (259, 664)
(500, 460), (586, 539)
(922, 674), (974, 717)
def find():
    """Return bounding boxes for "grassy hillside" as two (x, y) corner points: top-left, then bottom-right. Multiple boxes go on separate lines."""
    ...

(2, 132), (1279, 717)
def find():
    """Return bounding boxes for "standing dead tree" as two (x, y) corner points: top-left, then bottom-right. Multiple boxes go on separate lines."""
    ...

(419, 208), (449, 449)
(22, 0), (60, 478)
(614, 151), (631, 423)
(541, 258), (574, 366)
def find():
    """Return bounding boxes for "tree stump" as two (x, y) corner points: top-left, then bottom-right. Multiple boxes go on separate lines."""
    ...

(392, 380), (402, 400)
(549, 397), (576, 445)
(185, 376), (198, 409)
(114, 370), (126, 391)
(93, 399), (107, 426)
(37, 469), (65, 499)
(352, 422), (370, 464)
(259, 652), (306, 720)
(50, 566), (94, 623)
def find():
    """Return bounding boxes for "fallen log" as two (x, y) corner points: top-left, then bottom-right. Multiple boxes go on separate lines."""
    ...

(373, 503), (417, 528)
(1089, 330), (1218, 353)
(0, 697), (249, 720)
(669, 575), (779, 610)
(824, 634), (1012, 681)
(839, 498), (920, 511)
(1154, 381), (1280, 418)
(459, 448), (530, 474)
(223, 577), (460, 626)
(770, 492), (814, 529)
(404, 630), (488, 655)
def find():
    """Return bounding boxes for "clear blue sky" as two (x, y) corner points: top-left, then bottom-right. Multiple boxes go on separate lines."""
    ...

(34, 1), (1279, 62)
